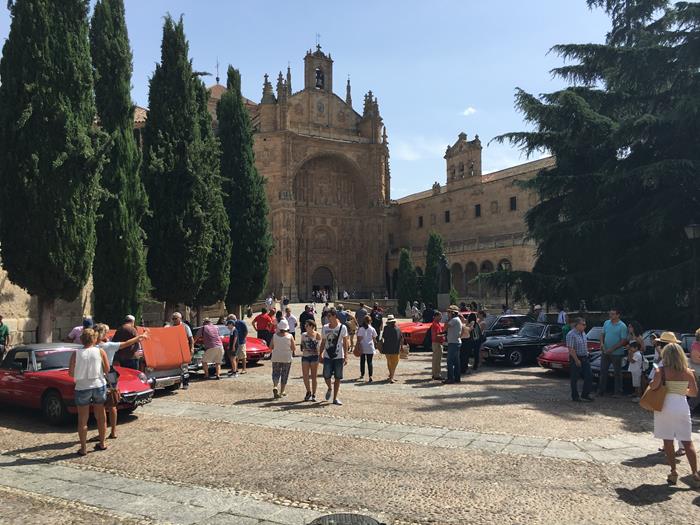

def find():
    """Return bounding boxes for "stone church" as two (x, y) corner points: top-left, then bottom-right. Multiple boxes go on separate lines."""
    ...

(208, 45), (392, 301)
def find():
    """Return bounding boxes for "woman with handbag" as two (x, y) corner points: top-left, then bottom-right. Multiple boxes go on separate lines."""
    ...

(356, 315), (377, 382)
(648, 343), (699, 485)
(94, 323), (149, 439)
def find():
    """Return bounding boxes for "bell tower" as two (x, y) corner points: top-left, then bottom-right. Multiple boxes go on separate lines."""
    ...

(304, 44), (333, 93)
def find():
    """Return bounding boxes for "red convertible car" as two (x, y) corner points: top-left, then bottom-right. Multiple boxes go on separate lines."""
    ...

(0, 343), (154, 425)
(398, 321), (445, 351)
(537, 327), (602, 371)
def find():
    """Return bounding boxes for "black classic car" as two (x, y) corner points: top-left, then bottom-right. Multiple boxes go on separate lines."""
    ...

(482, 314), (533, 338)
(481, 322), (564, 366)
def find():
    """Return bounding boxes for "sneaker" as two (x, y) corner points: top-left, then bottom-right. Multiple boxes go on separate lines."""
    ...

(304, 392), (311, 401)
(368, 378), (373, 383)
(281, 392), (287, 397)
(325, 388), (332, 401)
(333, 399), (343, 406)
(311, 395), (317, 402)
(227, 370), (234, 376)
(273, 388), (279, 399)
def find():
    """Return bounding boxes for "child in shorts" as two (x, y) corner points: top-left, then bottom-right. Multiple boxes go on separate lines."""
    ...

(628, 341), (643, 401)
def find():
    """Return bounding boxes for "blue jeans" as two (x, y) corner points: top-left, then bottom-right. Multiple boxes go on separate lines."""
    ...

(570, 357), (592, 400)
(447, 343), (460, 382)
(598, 352), (623, 395)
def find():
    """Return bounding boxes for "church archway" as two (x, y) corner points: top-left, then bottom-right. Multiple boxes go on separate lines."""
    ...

(311, 266), (334, 297)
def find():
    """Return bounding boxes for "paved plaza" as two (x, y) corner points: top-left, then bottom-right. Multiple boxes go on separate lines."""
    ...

(1, 307), (700, 524)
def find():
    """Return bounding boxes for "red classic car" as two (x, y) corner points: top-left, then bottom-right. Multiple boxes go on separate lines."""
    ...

(398, 321), (445, 351)
(537, 327), (602, 371)
(0, 343), (154, 425)
(191, 325), (271, 369)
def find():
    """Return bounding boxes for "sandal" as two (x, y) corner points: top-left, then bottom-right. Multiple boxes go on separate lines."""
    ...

(76, 449), (87, 457)
(676, 448), (686, 457)
(108, 434), (117, 440)
(667, 472), (678, 485)
(94, 443), (108, 452)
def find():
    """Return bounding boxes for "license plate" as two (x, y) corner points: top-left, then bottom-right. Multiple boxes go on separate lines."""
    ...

(133, 397), (152, 406)
(551, 363), (563, 369)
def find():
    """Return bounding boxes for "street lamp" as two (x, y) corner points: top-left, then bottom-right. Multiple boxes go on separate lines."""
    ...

(685, 224), (700, 325)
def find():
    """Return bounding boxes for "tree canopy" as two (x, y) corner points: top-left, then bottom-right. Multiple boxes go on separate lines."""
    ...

(421, 232), (445, 307)
(496, 0), (700, 327)
(396, 248), (418, 316)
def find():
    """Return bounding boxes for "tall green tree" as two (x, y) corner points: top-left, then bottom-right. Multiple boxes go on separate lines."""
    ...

(0, 0), (105, 341)
(192, 81), (231, 315)
(496, 0), (700, 327)
(422, 232), (445, 307)
(218, 66), (273, 311)
(90, 0), (149, 325)
(142, 15), (213, 318)
(396, 248), (418, 316)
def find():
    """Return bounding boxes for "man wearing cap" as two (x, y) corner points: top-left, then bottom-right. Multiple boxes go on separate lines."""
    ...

(225, 319), (239, 377)
(201, 318), (223, 380)
(114, 315), (140, 370)
(0, 315), (10, 359)
(66, 317), (93, 344)
(598, 308), (628, 397)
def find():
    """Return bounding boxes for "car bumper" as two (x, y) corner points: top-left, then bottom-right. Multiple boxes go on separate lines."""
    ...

(537, 358), (568, 370)
(149, 375), (184, 388)
(121, 389), (154, 407)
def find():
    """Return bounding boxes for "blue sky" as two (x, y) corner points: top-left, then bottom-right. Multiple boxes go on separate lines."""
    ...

(0, 1), (610, 198)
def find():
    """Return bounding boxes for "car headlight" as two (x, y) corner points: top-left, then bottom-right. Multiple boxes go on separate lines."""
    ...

(137, 372), (148, 383)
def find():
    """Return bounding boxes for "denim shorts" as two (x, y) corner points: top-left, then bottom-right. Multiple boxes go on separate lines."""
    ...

(323, 358), (344, 380)
(301, 355), (319, 364)
(75, 385), (107, 406)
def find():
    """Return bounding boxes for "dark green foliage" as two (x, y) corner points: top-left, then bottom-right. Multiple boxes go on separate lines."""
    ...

(218, 66), (273, 309)
(396, 248), (417, 316)
(422, 232), (444, 306)
(495, 0), (700, 327)
(90, 0), (149, 325)
(142, 16), (214, 307)
(193, 82), (231, 308)
(0, 0), (105, 338)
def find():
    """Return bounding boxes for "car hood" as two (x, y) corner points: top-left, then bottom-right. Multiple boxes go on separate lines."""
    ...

(541, 343), (568, 356)
(485, 334), (542, 346)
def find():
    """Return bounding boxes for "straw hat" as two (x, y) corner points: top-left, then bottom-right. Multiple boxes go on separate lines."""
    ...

(448, 305), (460, 313)
(657, 331), (680, 345)
(386, 314), (396, 323)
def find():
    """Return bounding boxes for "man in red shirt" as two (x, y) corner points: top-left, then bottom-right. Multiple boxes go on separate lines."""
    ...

(430, 311), (444, 380)
(252, 308), (273, 346)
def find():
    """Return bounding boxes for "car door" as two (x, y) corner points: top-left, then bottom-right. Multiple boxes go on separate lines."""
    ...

(0, 349), (33, 405)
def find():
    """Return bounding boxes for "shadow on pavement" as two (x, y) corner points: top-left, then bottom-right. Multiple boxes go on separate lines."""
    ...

(621, 452), (667, 469)
(616, 484), (679, 506)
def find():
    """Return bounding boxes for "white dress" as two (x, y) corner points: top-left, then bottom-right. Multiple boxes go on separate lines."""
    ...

(653, 380), (692, 441)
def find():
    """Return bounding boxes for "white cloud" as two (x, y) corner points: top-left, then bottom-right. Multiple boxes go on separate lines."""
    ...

(392, 136), (448, 162)
(462, 106), (477, 116)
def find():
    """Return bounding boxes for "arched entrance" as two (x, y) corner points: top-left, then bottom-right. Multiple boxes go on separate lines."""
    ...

(311, 266), (334, 298)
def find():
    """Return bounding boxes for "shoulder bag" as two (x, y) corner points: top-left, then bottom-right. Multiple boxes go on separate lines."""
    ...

(639, 368), (666, 412)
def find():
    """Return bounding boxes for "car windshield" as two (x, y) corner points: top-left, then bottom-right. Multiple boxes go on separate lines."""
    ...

(217, 325), (230, 336)
(586, 327), (602, 342)
(484, 315), (497, 328)
(518, 323), (544, 338)
(34, 349), (74, 371)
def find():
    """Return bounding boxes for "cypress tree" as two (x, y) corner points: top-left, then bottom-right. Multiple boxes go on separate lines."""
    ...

(142, 15), (213, 317)
(396, 248), (417, 316)
(218, 66), (273, 311)
(496, 0), (700, 326)
(0, 0), (105, 341)
(193, 81), (231, 314)
(90, 0), (149, 325)
(422, 232), (445, 307)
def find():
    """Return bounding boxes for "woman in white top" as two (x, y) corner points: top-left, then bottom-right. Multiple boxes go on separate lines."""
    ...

(270, 319), (295, 399)
(94, 323), (149, 439)
(357, 315), (377, 382)
(649, 343), (699, 485)
(69, 328), (110, 456)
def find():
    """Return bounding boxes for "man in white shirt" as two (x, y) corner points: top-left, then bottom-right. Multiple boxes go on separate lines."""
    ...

(284, 307), (298, 341)
(319, 308), (349, 406)
(557, 306), (567, 325)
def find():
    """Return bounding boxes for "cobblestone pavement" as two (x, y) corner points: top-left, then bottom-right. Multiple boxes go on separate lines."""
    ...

(2, 307), (700, 524)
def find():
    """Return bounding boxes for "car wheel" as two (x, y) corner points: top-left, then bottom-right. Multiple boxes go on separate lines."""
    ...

(42, 390), (67, 425)
(507, 349), (524, 366)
